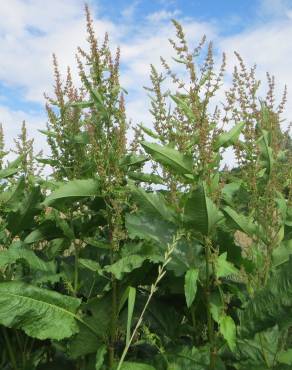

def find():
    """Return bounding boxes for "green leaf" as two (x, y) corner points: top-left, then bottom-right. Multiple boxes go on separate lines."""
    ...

(79, 258), (102, 273)
(0, 241), (55, 272)
(277, 349), (292, 365)
(131, 186), (174, 222)
(126, 287), (136, 345)
(24, 220), (63, 243)
(43, 178), (99, 206)
(69, 100), (94, 109)
(239, 258), (292, 337)
(39, 129), (58, 138)
(0, 281), (81, 340)
(0, 156), (22, 179)
(257, 129), (274, 175)
(272, 240), (292, 267)
(6, 185), (41, 236)
(184, 268), (199, 308)
(170, 95), (196, 121)
(104, 255), (147, 280)
(95, 345), (107, 370)
(184, 183), (223, 235)
(213, 122), (245, 150)
(138, 123), (163, 140)
(215, 252), (239, 279)
(128, 171), (164, 185)
(120, 362), (155, 370)
(125, 213), (175, 246)
(141, 141), (193, 174)
(219, 315), (236, 351)
(223, 206), (257, 237)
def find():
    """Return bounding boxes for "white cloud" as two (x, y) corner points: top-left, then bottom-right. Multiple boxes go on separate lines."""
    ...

(220, 19), (292, 130)
(146, 10), (180, 23)
(0, 0), (291, 164)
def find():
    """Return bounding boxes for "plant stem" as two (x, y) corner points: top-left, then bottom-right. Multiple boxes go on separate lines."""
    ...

(74, 241), (79, 294)
(2, 328), (17, 370)
(109, 275), (118, 369)
(117, 233), (181, 370)
(205, 237), (216, 369)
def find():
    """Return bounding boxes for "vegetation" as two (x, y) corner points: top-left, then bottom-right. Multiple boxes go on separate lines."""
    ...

(0, 6), (291, 370)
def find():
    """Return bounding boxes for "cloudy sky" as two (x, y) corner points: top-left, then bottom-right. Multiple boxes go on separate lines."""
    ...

(0, 0), (292, 157)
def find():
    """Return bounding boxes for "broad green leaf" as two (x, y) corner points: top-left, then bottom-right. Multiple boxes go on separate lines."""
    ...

(131, 186), (174, 222)
(141, 141), (193, 174)
(104, 255), (147, 279)
(170, 95), (196, 121)
(210, 292), (224, 323)
(43, 178), (99, 206)
(69, 100), (94, 109)
(219, 315), (236, 351)
(121, 362), (155, 370)
(272, 240), (292, 267)
(7, 185), (41, 235)
(239, 258), (292, 337)
(120, 154), (148, 168)
(213, 121), (245, 150)
(128, 171), (164, 185)
(126, 213), (175, 246)
(126, 287), (136, 345)
(138, 123), (163, 140)
(184, 268), (199, 308)
(277, 349), (292, 365)
(0, 241), (55, 273)
(39, 129), (58, 138)
(95, 345), (107, 370)
(79, 258), (102, 273)
(215, 252), (239, 279)
(0, 282), (80, 340)
(24, 220), (63, 243)
(0, 156), (22, 179)
(257, 129), (274, 175)
(184, 183), (223, 235)
(223, 206), (257, 237)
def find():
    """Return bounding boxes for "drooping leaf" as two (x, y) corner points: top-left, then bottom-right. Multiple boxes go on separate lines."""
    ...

(239, 258), (292, 337)
(126, 287), (136, 345)
(170, 94), (196, 121)
(184, 268), (199, 308)
(277, 349), (292, 365)
(257, 129), (274, 175)
(0, 282), (81, 340)
(184, 183), (223, 235)
(120, 362), (155, 370)
(128, 171), (164, 185)
(0, 155), (22, 179)
(223, 206), (257, 237)
(219, 315), (236, 351)
(6, 185), (42, 235)
(0, 241), (55, 273)
(104, 255), (147, 280)
(215, 252), (239, 279)
(141, 141), (193, 174)
(43, 178), (99, 206)
(138, 123), (163, 140)
(131, 186), (175, 222)
(213, 122), (245, 150)
(95, 345), (107, 370)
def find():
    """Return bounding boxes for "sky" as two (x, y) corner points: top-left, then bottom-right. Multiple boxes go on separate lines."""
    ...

(0, 0), (292, 161)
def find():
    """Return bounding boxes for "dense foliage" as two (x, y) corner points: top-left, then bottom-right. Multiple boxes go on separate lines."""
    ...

(0, 6), (291, 370)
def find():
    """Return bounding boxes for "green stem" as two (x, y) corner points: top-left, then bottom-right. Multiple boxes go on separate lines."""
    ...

(2, 328), (18, 370)
(109, 276), (118, 368)
(74, 241), (79, 294)
(205, 238), (216, 370)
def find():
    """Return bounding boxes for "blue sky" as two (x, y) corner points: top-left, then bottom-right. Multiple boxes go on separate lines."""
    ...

(0, 0), (291, 158)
